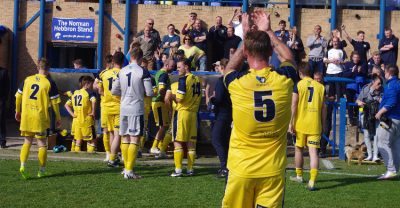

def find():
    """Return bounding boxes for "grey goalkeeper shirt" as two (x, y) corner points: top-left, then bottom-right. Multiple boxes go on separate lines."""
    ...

(307, 35), (328, 59)
(111, 63), (153, 116)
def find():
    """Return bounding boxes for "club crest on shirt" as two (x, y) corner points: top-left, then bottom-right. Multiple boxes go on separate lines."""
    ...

(256, 76), (266, 84)
(35, 76), (40, 82)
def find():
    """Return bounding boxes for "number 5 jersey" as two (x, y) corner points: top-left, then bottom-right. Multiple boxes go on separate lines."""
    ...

(223, 62), (298, 178)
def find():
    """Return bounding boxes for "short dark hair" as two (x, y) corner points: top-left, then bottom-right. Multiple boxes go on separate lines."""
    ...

(167, 24), (175, 29)
(190, 12), (197, 17)
(371, 73), (383, 84)
(81, 76), (94, 87)
(298, 62), (310, 77)
(350, 51), (360, 60)
(73, 59), (83, 66)
(105, 54), (113, 64)
(385, 27), (392, 32)
(357, 31), (365, 35)
(385, 64), (399, 77)
(178, 58), (191, 68)
(244, 31), (272, 61)
(279, 20), (286, 25)
(130, 46), (143, 61)
(38, 58), (50, 70)
(113, 52), (125, 66)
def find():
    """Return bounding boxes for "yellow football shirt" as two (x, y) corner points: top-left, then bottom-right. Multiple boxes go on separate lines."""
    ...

(16, 74), (61, 132)
(176, 73), (201, 112)
(177, 46), (205, 69)
(97, 68), (109, 107)
(98, 67), (120, 114)
(170, 82), (178, 112)
(66, 89), (96, 127)
(294, 77), (325, 135)
(224, 62), (298, 178)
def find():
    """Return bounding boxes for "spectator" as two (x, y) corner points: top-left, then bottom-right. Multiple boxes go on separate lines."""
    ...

(173, 49), (185, 63)
(274, 20), (290, 41)
(73, 59), (85, 69)
(343, 51), (367, 126)
(356, 74), (383, 162)
(371, 65), (385, 82)
(287, 27), (305, 65)
(376, 65), (400, 180)
(160, 24), (180, 57)
(307, 25), (328, 76)
(189, 19), (208, 54)
(155, 50), (169, 71)
(209, 16), (228, 64)
(178, 35), (206, 71)
(324, 37), (345, 100)
(136, 18), (161, 46)
(133, 26), (159, 70)
(270, 20), (290, 69)
(181, 12), (197, 35)
(368, 51), (384, 74)
(342, 25), (371, 65)
(209, 59), (232, 178)
(223, 26), (241, 59)
(228, 9), (243, 40)
(378, 28), (399, 65)
(0, 67), (9, 148)
(327, 29), (347, 52)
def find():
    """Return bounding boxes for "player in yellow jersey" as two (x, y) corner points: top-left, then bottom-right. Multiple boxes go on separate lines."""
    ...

(98, 52), (123, 167)
(221, 10), (298, 208)
(15, 58), (61, 179)
(65, 76), (97, 153)
(289, 63), (327, 191)
(169, 59), (201, 177)
(151, 59), (175, 158)
(94, 55), (113, 160)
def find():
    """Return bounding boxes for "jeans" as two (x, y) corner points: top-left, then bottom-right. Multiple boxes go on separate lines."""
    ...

(308, 59), (325, 77)
(199, 56), (207, 71)
(377, 119), (400, 172)
(211, 117), (232, 170)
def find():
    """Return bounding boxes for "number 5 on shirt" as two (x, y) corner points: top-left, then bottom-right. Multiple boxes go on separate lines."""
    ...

(254, 91), (275, 122)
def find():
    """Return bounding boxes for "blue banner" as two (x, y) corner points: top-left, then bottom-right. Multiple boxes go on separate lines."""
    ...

(52, 18), (95, 42)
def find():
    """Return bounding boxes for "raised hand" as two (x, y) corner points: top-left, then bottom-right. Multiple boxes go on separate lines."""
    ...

(251, 9), (271, 32)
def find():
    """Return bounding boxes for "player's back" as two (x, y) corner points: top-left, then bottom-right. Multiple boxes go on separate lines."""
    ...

(100, 67), (120, 114)
(295, 77), (325, 134)
(176, 73), (201, 112)
(224, 63), (297, 178)
(18, 74), (60, 132)
(117, 63), (152, 116)
(70, 89), (95, 127)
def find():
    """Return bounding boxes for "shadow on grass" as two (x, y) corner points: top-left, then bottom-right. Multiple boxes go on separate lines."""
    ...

(30, 165), (220, 180)
(317, 176), (400, 190)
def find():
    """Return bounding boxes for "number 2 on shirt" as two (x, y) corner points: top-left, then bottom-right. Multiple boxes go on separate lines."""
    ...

(254, 91), (275, 122)
(29, 84), (40, 100)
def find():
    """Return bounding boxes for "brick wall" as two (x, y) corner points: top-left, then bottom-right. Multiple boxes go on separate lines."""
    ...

(0, 0), (399, 82)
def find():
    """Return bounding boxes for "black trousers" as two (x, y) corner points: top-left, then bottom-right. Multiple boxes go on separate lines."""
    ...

(0, 100), (6, 145)
(321, 103), (334, 153)
(211, 118), (232, 170)
(346, 89), (359, 126)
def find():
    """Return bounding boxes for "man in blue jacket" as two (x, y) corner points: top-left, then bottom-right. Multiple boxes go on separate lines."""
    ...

(375, 65), (400, 180)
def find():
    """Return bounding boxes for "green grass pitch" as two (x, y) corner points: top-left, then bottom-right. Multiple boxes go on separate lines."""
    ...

(1, 151), (400, 208)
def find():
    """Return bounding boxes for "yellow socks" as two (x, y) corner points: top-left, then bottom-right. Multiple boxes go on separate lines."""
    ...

(121, 142), (129, 168)
(103, 133), (110, 154)
(38, 146), (47, 168)
(160, 133), (172, 153)
(74, 145), (81, 152)
(310, 168), (318, 183)
(126, 143), (139, 171)
(20, 142), (32, 166)
(87, 143), (96, 153)
(152, 139), (160, 149)
(187, 149), (196, 171)
(71, 140), (76, 152)
(110, 154), (116, 162)
(295, 168), (303, 178)
(174, 147), (183, 171)
(139, 136), (145, 150)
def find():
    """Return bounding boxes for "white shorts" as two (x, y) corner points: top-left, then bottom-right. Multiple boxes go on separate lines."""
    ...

(119, 115), (144, 136)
